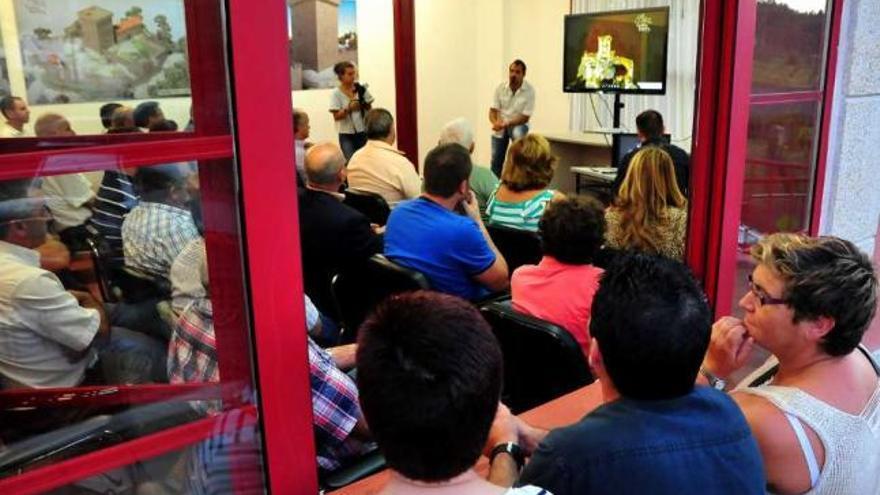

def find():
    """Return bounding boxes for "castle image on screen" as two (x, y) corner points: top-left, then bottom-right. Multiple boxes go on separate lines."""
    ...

(564, 8), (669, 94)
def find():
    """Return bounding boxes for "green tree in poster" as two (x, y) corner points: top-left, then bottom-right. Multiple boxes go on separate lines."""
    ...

(126, 7), (143, 18)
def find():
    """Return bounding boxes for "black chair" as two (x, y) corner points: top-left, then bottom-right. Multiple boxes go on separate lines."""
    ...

(343, 189), (391, 226)
(319, 449), (386, 491)
(480, 301), (593, 413)
(331, 254), (430, 343)
(486, 224), (543, 276)
(85, 235), (117, 303)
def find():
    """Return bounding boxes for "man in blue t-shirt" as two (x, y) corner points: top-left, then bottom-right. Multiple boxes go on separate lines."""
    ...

(384, 143), (508, 300)
(517, 253), (765, 495)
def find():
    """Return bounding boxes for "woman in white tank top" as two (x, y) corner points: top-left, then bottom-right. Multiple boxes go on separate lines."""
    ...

(700, 234), (880, 495)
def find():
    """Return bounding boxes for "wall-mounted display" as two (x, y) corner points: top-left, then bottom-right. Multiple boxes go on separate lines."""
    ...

(288, 0), (357, 90)
(13, 0), (190, 103)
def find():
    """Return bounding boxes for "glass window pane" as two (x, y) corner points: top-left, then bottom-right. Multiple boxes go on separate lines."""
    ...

(0, 0), (219, 138)
(752, 0), (828, 93)
(0, 161), (262, 484)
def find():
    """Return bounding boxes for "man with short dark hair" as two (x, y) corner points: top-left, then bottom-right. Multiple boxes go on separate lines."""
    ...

(100, 103), (123, 131)
(489, 60), (535, 177)
(384, 143), (508, 299)
(0, 95), (30, 137)
(357, 291), (548, 494)
(347, 108), (421, 208)
(133, 101), (165, 129)
(518, 253), (765, 494)
(611, 109), (690, 198)
(298, 142), (382, 319)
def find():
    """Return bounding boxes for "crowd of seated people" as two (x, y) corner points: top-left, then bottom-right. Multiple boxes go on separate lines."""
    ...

(438, 117), (500, 222)
(3, 93), (879, 495)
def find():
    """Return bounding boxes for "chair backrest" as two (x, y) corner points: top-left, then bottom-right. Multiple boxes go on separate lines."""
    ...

(85, 236), (116, 303)
(486, 224), (543, 276)
(331, 254), (430, 343)
(480, 301), (593, 413)
(344, 189), (391, 226)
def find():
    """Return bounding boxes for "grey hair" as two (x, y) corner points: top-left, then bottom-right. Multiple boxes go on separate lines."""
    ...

(439, 118), (474, 150)
(293, 108), (309, 132)
(305, 142), (346, 185)
(365, 108), (394, 140)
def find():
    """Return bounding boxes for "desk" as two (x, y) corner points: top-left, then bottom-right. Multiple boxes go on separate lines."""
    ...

(542, 132), (612, 194)
(328, 383), (604, 494)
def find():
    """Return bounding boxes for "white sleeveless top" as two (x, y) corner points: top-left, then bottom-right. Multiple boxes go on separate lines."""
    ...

(741, 380), (880, 495)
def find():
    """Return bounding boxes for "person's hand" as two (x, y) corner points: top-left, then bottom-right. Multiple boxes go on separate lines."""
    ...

(703, 316), (754, 379)
(69, 289), (99, 309)
(484, 403), (518, 455)
(492, 120), (507, 132)
(461, 190), (481, 222)
(350, 100), (362, 112)
(371, 223), (386, 235)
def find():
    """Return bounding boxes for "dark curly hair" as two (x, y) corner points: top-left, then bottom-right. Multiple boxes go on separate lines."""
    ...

(539, 195), (606, 264)
(751, 233), (878, 356)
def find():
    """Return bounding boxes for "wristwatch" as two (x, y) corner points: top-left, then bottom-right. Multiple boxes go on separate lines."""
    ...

(700, 366), (727, 391)
(490, 442), (525, 471)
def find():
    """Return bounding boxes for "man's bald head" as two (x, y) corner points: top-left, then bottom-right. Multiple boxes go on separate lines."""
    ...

(305, 142), (346, 187)
(34, 113), (75, 137)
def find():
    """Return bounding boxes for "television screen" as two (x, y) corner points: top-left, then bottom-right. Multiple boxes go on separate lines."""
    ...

(563, 7), (670, 94)
(612, 133), (671, 167)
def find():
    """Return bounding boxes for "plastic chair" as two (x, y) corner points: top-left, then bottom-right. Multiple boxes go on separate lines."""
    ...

(343, 190), (392, 226)
(331, 254), (430, 344)
(480, 301), (594, 413)
(486, 224), (543, 276)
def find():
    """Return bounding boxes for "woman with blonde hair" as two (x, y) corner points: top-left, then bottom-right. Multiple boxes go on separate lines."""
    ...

(486, 133), (560, 232)
(605, 146), (687, 260)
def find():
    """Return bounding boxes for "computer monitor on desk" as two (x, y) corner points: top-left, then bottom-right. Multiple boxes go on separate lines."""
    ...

(612, 133), (671, 168)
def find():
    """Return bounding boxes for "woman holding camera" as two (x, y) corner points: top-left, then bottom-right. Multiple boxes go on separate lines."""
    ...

(329, 61), (374, 161)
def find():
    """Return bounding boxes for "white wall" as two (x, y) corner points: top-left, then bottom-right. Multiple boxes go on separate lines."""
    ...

(293, 0), (397, 146)
(414, 0), (570, 169)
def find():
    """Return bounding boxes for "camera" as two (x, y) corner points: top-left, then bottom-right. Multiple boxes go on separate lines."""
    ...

(354, 82), (368, 101)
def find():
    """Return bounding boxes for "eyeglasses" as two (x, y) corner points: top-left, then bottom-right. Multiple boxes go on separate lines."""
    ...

(747, 274), (786, 306)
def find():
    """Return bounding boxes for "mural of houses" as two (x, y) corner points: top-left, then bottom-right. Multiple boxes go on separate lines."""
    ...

(77, 6), (115, 52)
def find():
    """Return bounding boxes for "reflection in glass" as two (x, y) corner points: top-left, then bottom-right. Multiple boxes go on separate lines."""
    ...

(752, 0), (827, 93)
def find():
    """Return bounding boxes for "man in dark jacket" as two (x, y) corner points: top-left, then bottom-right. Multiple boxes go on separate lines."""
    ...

(611, 110), (690, 198)
(298, 142), (382, 319)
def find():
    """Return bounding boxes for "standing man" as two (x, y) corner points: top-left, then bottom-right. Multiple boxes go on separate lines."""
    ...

(489, 60), (535, 177)
(0, 96), (30, 138)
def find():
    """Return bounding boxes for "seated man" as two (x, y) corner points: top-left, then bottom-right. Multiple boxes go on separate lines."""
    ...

(298, 142), (382, 319)
(89, 166), (139, 268)
(702, 233), (880, 495)
(611, 109), (690, 198)
(384, 143), (508, 300)
(293, 108), (311, 184)
(0, 179), (165, 389)
(346, 108), (422, 208)
(123, 164), (200, 281)
(518, 253), (765, 494)
(356, 290), (548, 494)
(34, 114), (95, 250)
(134, 101), (166, 130)
(438, 117), (500, 221)
(99, 103), (122, 132)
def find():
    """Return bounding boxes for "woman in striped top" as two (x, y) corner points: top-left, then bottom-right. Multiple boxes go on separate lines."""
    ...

(486, 133), (560, 232)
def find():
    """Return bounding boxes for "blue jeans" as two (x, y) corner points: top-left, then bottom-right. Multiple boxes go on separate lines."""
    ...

(491, 124), (529, 177)
(339, 132), (368, 161)
(97, 326), (168, 384)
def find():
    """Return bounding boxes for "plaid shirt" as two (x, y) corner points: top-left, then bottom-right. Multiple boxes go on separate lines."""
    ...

(168, 299), (218, 385)
(122, 201), (200, 279)
(308, 337), (367, 471)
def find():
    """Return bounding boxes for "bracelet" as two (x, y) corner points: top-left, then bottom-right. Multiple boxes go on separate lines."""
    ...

(700, 366), (727, 391)
(489, 442), (525, 471)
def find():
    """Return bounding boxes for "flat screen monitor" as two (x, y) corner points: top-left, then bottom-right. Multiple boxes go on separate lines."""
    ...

(563, 7), (670, 94)
(612, 133), (671, 168)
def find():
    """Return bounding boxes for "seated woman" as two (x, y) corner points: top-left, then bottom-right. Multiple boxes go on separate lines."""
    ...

(486, 134), (560, 232)
(511, 195), (605, 359)
(605, 147), (687, 260)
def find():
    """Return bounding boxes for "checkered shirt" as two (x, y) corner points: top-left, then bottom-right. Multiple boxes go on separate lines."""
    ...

(308, 337), (366, 471)
(122, 201), (200, 279)
(168, 299), (218, 385)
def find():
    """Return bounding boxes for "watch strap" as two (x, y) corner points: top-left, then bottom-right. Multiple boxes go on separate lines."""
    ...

(489, 442), (525, 471)
(700, 366), (727, 391)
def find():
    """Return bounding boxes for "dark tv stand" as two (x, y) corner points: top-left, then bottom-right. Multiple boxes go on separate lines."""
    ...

(612, 93), (625, 130)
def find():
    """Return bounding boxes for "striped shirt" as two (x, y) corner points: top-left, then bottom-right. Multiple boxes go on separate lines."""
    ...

(89, 171), (138, 266)
(486, 188), (555, 232)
